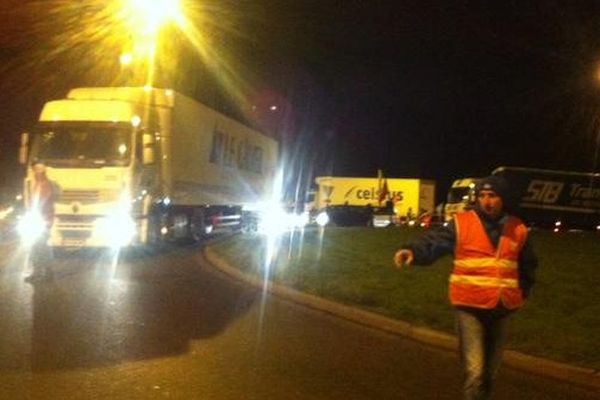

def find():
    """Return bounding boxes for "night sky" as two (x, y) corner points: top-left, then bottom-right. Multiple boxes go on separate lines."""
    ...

(2, 1), (600, 199)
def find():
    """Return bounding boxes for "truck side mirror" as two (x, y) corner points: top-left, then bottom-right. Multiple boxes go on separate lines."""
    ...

(18, 132), (29, 165)
(142, 133), (155, 165)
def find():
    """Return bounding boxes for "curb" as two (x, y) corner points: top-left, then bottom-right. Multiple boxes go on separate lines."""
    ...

(203, 247), (600, 392)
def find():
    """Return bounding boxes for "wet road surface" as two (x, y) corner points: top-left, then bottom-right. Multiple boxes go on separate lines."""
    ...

(0, 240), (597, 399)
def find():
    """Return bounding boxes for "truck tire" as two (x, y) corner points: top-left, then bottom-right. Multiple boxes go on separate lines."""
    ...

(145, 211), (169, 252)
(189, 209), (207, 243)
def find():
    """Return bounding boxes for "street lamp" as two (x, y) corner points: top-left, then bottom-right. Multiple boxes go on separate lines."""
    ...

(118, 0), (187, 85)
(124, 0), (185, 34)
(119, 53), (133, 66)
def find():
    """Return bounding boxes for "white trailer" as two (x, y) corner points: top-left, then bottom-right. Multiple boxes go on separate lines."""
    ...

(19, 87), (279, 248)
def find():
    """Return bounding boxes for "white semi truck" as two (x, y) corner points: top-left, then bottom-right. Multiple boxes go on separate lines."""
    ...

(19, 87), (279, 248)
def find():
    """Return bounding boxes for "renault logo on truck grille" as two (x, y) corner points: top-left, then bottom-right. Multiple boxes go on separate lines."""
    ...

(72, 202), (80, 214)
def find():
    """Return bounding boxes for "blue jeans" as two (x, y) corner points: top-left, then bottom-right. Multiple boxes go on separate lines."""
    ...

(456, 307), (512, 400)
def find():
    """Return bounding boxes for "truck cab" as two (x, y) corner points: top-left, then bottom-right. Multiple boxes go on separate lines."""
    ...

(443, 178), (479, 222)
(20, 88), (163, 248)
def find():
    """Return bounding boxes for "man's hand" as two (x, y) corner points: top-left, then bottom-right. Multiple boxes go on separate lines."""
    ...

(394, 249), (414, 268)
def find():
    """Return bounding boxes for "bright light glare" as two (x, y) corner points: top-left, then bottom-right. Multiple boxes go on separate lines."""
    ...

(120, 0), (186, 50)
(94, 215), (135, 248)
(117, 0), (189, 86)
(315, 211), (329, 227)
(258, 207), (288, 236)
(93, 195), (135, 248)
(120, 53), (133, 65)
(11, 0), (210, 102)
(125, 0), (185, 35)
(257, 208), (309, 236)
(293, 212), (310, 228)
(0, 206), (14, 220)
(17, 210), (46, 246)
(256, 168), (287, 236)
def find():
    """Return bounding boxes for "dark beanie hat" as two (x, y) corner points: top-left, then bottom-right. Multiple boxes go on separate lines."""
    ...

(475, 175), (510, 202)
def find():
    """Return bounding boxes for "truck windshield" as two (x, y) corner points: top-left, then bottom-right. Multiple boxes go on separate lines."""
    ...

(447, 187), (471, 203)
(31, 122), (133, 167)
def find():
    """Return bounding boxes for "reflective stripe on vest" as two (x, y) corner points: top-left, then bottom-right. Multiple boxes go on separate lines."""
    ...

(450, 210), (528, 310)
(450, 275), (519, 288)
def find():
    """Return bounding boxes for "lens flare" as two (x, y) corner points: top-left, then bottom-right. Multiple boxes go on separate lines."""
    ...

(17, 210), (46, 247)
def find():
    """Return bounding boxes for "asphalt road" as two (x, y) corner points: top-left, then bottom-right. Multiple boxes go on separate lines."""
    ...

(0, 240), (597, 400)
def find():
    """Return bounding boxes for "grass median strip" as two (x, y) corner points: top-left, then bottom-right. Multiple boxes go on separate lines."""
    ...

(211, 227), (600, 370)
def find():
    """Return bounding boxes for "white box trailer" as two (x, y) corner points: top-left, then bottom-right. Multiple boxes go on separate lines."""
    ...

(20, 87), (279, 247)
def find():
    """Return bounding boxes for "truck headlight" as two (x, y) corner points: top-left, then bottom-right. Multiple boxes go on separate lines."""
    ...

(93, 201), (136, 248)
(257, 206), (287, 236)
(315, 211), (329, 227)
(17, 210), (46, 246)
(292, 211), (309, 228)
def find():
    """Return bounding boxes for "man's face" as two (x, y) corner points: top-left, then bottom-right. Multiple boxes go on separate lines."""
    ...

(477, 190), (503, 219)
(33, 164), (46, 181)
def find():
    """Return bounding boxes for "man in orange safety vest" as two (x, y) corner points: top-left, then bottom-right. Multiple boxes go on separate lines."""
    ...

(24, 161), (60, 283)
(393, 175), (537, 400)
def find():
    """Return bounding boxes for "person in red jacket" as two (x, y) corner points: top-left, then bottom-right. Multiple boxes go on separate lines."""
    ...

(24, 161), (60, 283)
(394, 175), (537, 400)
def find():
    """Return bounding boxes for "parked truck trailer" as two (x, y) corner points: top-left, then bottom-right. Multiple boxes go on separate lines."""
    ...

(19, 87), (279, 248)
(494, 166), (600, 230)
(444, 166), (600, 230)
(313, 176), (436, 226)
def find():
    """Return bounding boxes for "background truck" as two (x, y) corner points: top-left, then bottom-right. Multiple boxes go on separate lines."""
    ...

(312, 176), (436, 226)
(444, 166), (600, 230)
(19, 86), (279, 248)
(443, 177), (479, 222)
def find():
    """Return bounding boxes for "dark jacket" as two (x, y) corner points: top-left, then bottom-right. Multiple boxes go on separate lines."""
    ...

(403, 209), (538, 298)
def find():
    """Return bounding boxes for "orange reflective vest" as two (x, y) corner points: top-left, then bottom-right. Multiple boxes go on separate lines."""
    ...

(450, 210), (528, 310)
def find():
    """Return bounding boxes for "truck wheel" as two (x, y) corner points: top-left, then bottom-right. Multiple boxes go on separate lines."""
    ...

(189, 209), (207, 243)
(145, 212), (169, 252)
